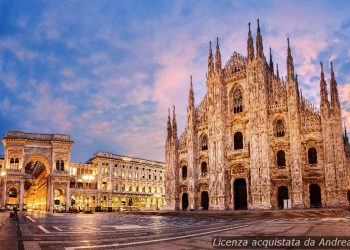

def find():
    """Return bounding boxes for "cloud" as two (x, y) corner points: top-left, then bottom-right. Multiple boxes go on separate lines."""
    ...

(1, 1), (350, 161)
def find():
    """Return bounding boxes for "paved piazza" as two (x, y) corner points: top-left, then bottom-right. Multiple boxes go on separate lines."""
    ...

(0, 211), (350, 249)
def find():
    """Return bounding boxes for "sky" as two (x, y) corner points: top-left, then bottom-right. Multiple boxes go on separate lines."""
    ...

(0, 0), (350, 162)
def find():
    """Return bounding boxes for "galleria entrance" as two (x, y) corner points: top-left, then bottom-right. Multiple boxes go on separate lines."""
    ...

(309, 184), (322, 208)
(24, 159), (49, 211)
(234, 178), (247, 210)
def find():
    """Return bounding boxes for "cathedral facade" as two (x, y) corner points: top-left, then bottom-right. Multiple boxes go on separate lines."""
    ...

(165, 20), (350, 211)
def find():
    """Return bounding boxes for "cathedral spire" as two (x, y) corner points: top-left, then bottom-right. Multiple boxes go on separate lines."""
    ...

(172, 105), (177, 140)
(330, 61), (340, 110)
(256, 19), (264, 59)
(286, 38), (295, 82)
(188, 75), (194, 109)
(247, 22), (254, 61)
(208, 41), (214, 77)
(320, 62), (330, 111)
(269, 47), (274, 72)
(215, 37), (222, 75)
(344, 122), (349, 146)
(276, 63), (279, 79)
(166, 108), (172, 143)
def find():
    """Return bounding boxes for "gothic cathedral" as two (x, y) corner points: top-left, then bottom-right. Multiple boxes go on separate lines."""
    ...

(164, 20), (350, 210)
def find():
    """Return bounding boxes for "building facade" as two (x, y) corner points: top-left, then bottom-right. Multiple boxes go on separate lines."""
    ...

(0, 131), (164, 211)
(165, 20), (350, 211)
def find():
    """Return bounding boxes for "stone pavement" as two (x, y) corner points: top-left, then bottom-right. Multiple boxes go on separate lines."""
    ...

(0, 212), (18, 250)
(125, 207), (350, 218)
(1, 209), (350, 249)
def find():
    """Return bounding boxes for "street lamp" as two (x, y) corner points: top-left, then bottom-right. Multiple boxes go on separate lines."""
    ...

(1, 171), (6, 177)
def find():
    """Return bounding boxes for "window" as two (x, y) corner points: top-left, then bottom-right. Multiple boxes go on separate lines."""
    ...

(201, 135), (208, 151)
(60, 160), (64, 171)
(115, 184), (118, 191)
(56, 160), (60, 171)
(234, 132), (243, 150)
(201, 162), (208, 176)
(276, 120), (285, 137)
(10, 158), (19, 169)
(277, 150), (286, 167)
(233, 88), (243, 113)
(129, 186), (132, 192)
(182, 166), (187, 179)
(308, 148), (318, 164)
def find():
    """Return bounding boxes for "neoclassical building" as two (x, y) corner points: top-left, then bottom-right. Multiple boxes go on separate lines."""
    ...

(165, 20), (350, 211)
(0, 131), (165, 211)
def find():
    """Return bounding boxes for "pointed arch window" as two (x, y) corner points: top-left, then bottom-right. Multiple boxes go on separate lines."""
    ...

(276, 120), (285, 137)
(277, 150), (286, 167)
(201, 135), (208, 151)
(233, 88), (243, 113)
(308, 147), (318, 164)
(234, 132), (243, 150)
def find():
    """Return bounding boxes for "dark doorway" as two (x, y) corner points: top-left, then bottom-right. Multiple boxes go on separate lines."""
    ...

(234, 178), (247, 210)
(309, 184), (322, 208)
(201, 191), (209, 210)
(277, 186), (289, 209)
(182, 193), (189, 210)
(347, 190), (350, 205)
(128, 198), (133, 206)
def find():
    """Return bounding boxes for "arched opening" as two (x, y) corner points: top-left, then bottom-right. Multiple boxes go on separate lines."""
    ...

(7, 187), (19, 207)
(201, 191), (209, 210)
(234, 132), (243, 150)
(54, 189), (65, 212)
(24, 159), (49, 211)
(277, 186), (289, 209)
(182, 166), (187, 180)
(128, 198), (133, 206)
(347, 190), (350, 205)
(234, 178), (247, 210)
(308, 148), (318, 164)
(309, 184), (322, 208)
(277, 150), (286, 167)
(182, 193), (189, 210)
(201, 162), (208, 176)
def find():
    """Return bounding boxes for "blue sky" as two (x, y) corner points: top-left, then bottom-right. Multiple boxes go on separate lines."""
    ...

(0, 0), (350, 162)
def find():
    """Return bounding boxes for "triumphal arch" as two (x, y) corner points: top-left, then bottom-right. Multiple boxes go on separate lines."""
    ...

(0, 131), (73, 211)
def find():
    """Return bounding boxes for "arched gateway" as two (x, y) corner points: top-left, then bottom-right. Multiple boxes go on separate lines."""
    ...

(1, 131), (73, 211)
